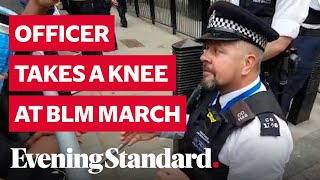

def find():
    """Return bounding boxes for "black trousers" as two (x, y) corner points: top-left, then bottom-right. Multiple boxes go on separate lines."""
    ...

(281, 35), (320, 115)
(117, 0), (128, 26)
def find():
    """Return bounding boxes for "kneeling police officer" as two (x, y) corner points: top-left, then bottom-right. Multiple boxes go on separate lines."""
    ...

(120, 2), (293, 180)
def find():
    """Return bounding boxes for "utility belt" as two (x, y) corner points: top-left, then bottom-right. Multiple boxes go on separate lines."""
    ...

(299, 27), (320, 37)
(261, 48), (300, 92)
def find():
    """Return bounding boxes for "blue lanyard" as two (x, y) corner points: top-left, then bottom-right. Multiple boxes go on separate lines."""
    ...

(209, 81), (262, 113)
(209, 93), (218, 106)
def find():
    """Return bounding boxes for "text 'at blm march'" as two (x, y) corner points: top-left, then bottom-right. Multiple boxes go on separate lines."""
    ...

(9, 96), (186, 132)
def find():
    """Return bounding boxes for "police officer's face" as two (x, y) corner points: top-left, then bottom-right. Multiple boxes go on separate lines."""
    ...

(200, 40), (244, 91)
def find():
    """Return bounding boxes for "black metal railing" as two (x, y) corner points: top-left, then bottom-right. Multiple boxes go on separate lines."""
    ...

(138, 0), (151, 20)
(176, 0), (202, 38)
(154, 0), (171, 26)
(126, 0), (228, 38)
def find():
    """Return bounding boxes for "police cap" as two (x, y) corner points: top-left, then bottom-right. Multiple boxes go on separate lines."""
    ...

(196, 1), (279, 50)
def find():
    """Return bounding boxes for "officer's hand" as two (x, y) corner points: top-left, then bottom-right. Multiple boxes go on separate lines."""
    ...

(155, 168), (190, 180)
(120, 132), (160, 146)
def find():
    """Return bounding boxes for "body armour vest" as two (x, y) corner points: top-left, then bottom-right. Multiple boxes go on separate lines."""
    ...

(305, 7), (320, 25)
(180, 90), (285, 180)
(239, 0), (277, 26)
(299, 7), (320, 37)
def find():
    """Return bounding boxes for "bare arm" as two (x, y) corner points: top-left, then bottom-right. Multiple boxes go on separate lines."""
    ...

(262, 36), (293, 61)
(262, 0), (311, 61)
(21, 0), (59, 15)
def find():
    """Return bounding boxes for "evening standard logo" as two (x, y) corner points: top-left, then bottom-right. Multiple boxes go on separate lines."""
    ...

(11, 148), (216, 174)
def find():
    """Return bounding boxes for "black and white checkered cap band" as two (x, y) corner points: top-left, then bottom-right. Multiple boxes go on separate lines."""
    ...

(207, 16), (268, 49)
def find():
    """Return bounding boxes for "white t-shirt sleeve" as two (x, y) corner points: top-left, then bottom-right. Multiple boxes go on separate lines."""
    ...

(53, 6), (60, 16)
(219, 115), (293, 180)
(271, 0), (311, 38)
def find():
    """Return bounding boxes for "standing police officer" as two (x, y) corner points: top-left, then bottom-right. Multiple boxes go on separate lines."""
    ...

(281, 0), (320, 117)
(120, 2), (293, 180)
(228, 0), (310, 101)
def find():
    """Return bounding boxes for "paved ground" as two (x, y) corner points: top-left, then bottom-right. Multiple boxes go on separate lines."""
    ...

(70, 7), (320, 180)
(284, 95), (320, 180)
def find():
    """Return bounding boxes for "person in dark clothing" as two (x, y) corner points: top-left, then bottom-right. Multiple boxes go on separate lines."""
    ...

(65, 0), (118, 52)
(116, 0), (128, 27)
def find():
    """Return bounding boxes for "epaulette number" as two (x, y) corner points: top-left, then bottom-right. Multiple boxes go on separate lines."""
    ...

(259, 113), (280, 136)
(262, 117), (279, 129)
(237, 111), (248, 122)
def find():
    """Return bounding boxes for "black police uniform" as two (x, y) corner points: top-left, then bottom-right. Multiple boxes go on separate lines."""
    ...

(180, 2), (287, 179)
